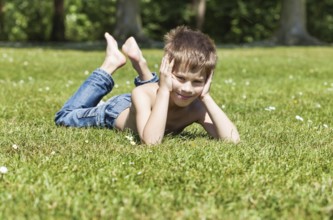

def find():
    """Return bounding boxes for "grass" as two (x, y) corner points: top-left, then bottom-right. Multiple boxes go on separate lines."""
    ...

(0, 45), (333, 219)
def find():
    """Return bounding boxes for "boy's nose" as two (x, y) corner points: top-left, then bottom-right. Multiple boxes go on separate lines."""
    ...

(181, 81), (193, 93)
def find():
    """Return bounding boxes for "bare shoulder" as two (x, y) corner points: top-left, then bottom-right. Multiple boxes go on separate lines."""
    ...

(131, 83), (159, 105)
(132, 82), (158, 94)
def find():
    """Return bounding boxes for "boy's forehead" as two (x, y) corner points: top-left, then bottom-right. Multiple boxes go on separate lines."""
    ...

(173, 69), (207, 79)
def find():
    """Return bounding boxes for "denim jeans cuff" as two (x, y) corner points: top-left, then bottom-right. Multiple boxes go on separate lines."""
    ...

(93, 68), (115, 88)
(134, 72), (159, 87)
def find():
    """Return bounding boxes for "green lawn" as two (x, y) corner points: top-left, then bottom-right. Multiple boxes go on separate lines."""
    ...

(0, 45), (332, 219)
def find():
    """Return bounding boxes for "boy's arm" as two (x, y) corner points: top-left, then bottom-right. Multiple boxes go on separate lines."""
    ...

(143, 88), (170, 144)
(132, 56), (174, 145)
(132, 86), (170, 145)
(198, 72), (240, 143)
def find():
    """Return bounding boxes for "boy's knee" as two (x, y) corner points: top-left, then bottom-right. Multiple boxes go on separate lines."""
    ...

(54, 111), (68, 126)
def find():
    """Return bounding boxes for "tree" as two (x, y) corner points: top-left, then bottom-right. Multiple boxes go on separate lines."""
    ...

(113, 0), (148, 43)
(50, 0), (65, 41)
(273, 0), (321, 45)
(0, 0), (4, 40)
(192, 0), (206, 30)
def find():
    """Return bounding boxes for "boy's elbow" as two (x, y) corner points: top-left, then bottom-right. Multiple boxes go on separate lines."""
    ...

(141, 134), (162, 145)
(231, 135), (240, 144)
(141, 138), (162, 146)
(227, 132), (240, 144)
(217, 130), (240, 144)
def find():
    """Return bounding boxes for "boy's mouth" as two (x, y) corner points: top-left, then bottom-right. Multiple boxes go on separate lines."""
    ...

(175, 92), (193, 100)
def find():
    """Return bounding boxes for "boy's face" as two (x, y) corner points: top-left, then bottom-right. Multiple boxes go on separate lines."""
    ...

(170, 68), (207, 107)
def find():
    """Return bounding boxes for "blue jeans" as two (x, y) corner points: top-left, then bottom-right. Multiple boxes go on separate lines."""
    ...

(55, 68), (159, 129)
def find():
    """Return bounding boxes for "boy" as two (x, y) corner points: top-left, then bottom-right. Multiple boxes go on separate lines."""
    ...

(55, 26), (240, 144)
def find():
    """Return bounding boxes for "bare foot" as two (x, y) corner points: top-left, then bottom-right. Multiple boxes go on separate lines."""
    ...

(100, 32), (126, 74)
(122, 37), (153, 81)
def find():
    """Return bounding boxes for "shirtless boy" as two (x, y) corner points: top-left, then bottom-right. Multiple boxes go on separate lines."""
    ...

(55, 26), (240, 144)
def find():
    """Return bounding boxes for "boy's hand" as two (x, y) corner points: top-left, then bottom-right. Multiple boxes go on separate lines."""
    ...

(200, 71), (214, 99)
(159, 55), (174, 92)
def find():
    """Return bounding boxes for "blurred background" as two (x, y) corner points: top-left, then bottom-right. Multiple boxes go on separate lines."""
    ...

(0, 0), (332, 46)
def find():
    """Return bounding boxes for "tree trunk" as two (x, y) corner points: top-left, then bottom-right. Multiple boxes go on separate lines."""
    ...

(50, 0), (65, 41)
(113, 0), (148, 44)
(193, 0), (206, 30)
(273, 0), (321, 45)
(0, 0), (4, 40)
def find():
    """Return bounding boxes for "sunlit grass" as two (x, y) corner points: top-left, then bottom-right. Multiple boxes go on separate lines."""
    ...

(0, 46), (333, 219)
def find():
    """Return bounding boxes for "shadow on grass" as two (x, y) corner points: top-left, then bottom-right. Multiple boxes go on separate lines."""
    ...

(1, 39), (331, 51)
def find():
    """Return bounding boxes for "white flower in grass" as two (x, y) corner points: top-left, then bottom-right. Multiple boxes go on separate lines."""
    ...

(265, 106), (276, 111)
(12, 144), (19, 150)
(51, 151), (56, 155)
(137, 171), (142, 175)
(23, 61), (28, 66)
(125, 135), (137, 145)
(114, 84), (119, 88)
(125, 135), (133, 141)
(323, 124), (328, 128)
(221, 105), (226, 109)
(295, 115), (304, 121)
(45, 86), (50, 91)
(0, 166), (8, 174)
(126, 81), (130, 85)
(84, 70), (89, 75)
(245, 81), (250, 86)
(224, 79), (234, 85)
(315, 103), (321, 108)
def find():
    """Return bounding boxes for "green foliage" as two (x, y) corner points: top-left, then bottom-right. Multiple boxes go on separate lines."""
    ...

(141, 0), (195, 40)
(0, 46), (333, 219)
(65, 0), (117, 41)
(3, 0), (52, 41)
(0, 0), (332, 43)
(307, 0), (333, 43)
(203, 0), (280, 43)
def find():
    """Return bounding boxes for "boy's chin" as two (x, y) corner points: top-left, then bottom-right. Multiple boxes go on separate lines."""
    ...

(171, 96), (197, 107)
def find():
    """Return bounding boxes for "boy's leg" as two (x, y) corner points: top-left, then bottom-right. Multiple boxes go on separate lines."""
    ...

(55, 33), (126, 128)
(122, 37), (159, 86)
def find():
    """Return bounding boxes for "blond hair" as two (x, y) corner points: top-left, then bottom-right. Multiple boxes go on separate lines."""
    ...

(164, 26), (217, 76)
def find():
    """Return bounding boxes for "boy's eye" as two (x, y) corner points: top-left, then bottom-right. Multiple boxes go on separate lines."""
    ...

(194, 80), (204, 84)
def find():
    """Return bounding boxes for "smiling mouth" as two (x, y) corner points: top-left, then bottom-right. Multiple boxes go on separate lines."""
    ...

(176, 93), (192, 100)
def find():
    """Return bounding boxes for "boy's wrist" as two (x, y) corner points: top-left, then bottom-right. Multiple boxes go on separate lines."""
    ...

(158, 87), (171, 96)
(200, 93), (212, 103)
